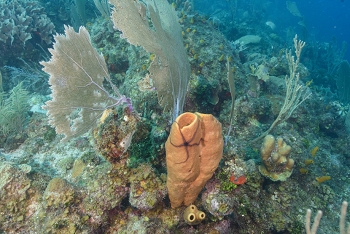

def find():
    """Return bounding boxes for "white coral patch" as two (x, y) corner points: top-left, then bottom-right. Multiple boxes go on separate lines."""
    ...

(119, 131), (135, 153)
(93, 90), (102, 97)
(266, 21), (276, 30)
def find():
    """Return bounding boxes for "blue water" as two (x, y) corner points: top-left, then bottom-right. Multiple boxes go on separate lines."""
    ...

(300, 0), (350, 60)
(195, 0), (350, 61)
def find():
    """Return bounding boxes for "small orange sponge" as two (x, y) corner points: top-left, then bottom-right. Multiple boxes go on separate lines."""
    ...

(165, 112), (223, 208)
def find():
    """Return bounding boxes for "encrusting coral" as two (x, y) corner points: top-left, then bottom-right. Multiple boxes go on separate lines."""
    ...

(166, 112), (223, 208)
(201, 178), (234, 219)
(93, 107), (138, 164)
(259, 135), (294, 181)
(129, 164), (167, 211)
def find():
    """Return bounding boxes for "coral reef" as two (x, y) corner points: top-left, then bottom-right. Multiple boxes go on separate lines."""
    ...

(36, 177), (81, 233)
(1, 0), (350, 233)
(77, 161), (130, 227)
(0, 162), (34, 232)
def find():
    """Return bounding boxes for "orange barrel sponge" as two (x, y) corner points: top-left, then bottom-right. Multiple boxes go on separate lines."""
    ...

(165, 112), (223, 208)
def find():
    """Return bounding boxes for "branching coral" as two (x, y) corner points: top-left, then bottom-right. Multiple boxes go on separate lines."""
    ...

(0, 0), (55, 45)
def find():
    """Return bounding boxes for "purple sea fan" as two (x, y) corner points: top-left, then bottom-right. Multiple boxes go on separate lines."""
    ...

(41, 25), (134, 141)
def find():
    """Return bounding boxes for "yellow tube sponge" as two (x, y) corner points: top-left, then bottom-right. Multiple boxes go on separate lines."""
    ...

(166, 112), (223, 208)
(183, 205), (206, 225)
